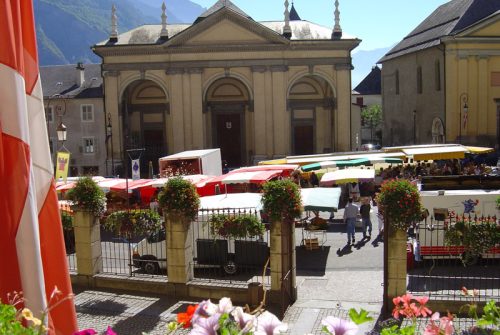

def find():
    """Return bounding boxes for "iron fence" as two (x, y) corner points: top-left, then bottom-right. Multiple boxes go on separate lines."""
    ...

(191, 208), (271, 286)
(407, 217), (500, 302)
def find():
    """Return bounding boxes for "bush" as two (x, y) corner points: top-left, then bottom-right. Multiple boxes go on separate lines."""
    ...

(66, 176), (106, 217)
(158, 177), (200, 221)
(60, 211), (73, 230)
(375, 179), (423, 231)
(261, 179), (302, 222)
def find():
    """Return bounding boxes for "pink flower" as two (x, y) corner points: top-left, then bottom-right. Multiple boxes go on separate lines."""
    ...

(217, 297), (233, 314)
(413, 296), (432, 317)
(255, 311), (288, 335)
(424, 312), (454, 335)
(73, 330), (97, 335)
(321, 316), (358, 335)
(232, 306), (255, 330)
(105, 327), (117, 335)
(190, 313), (221, 335)
(192, 299), (218, 325)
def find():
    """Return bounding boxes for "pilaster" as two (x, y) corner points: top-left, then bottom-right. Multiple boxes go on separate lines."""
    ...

(73, 211), (103, 276)
(167, 70), (185, 152)
(183, 72), (193, 149)
(189, 68), (204, 149)
(271, 69), (288, 156)
(477, 56), (488, 134)
(252, 67), (267, 158)
(165, 214), (193, 284)
(335, 66), (351, 151)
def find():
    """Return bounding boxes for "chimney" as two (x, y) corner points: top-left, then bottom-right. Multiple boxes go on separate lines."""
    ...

(76, 62), (85, 87)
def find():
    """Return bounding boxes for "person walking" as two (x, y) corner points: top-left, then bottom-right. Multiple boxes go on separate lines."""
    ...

(343, 198), (359, 245)
(360, 197), (372, 238)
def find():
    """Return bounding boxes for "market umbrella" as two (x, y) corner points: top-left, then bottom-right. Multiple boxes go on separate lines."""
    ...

(301, 157), (403, 172)
(300, 187), (341, 211)
(199, 193), (263, 210)
(320, 168), (375, 186)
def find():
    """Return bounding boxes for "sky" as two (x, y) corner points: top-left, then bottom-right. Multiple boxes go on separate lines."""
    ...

(190, 0), (450, 52)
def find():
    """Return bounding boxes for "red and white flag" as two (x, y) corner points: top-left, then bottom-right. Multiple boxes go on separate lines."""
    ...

(0, 1), (77, 334)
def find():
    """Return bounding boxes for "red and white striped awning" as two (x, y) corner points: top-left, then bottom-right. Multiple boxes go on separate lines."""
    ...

(220, 170), (282, 184)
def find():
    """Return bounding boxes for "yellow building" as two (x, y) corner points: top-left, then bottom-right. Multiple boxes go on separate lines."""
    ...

(93, 0), (360, 173)
(379, 0), (500, 149)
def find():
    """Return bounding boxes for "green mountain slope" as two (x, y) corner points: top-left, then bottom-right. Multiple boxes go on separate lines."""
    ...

(34, 0), (203, 65)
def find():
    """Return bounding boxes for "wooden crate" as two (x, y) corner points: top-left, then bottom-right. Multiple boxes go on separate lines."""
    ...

(304, 238), (319, 250)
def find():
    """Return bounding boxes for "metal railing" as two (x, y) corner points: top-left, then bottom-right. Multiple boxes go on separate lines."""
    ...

(407, 217), (500, 302)
(191, 208), (271, 286)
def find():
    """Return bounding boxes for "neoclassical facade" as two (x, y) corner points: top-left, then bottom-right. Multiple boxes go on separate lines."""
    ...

(93, 1), (360, 173)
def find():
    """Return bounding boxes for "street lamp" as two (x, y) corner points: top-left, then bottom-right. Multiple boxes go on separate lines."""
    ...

(56, 121), (67, 144)
(459, 93), (468, 143)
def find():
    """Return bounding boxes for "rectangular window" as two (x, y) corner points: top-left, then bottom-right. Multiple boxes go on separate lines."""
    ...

(81, 104), (94, 122)
(83, 137), (95, 153)
(417, 66), (423, 94)
(46, 106), (54, 123)
(435, 61), (441, 91)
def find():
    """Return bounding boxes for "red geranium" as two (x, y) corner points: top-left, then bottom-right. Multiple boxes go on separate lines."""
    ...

(177, 304), (198, 328)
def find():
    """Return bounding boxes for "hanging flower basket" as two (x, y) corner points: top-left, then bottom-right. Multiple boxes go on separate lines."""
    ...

(103, 209), (162, 237)
(65, 176), (106, 217)
(375, 178), (423, 231)
(158, 177), (200, 221)
(207, 214), (265, 239)
(444, 216), (500, 265)
(261, 179), (302, 222)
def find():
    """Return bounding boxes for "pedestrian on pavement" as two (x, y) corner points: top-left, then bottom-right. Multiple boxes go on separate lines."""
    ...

(310, 171), (319, 187)
(343, 198), (359, 245)
(360, 197), (372, 238)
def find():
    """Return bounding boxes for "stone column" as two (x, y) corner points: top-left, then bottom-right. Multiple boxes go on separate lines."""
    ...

(269, 219), (297, 304)
(335, 63), (352, 151)
(166, 214), (193, 296)
(73, 211), (103, 276)
(251, 66), (267, 163)
(384, 225), (407, 314)
(167, 69), (185, 152)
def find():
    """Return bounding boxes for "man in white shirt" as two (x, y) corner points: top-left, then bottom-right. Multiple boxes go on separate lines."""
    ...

(343, 198), (359, 245)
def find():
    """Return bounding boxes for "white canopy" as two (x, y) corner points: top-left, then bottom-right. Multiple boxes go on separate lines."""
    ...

(320, 168), (375, 186)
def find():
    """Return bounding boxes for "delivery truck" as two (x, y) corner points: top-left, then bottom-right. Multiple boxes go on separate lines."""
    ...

(159, 149), (222, 177)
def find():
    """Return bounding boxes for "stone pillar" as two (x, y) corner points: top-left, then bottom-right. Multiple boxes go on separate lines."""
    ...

(167, 69), (185, 152)
(166, 214), (193, 285)
(73, 211), (103, 276)
(252, 66), (267, 162)
(384, 225), (407, 314)
(269, 219), (297, 304)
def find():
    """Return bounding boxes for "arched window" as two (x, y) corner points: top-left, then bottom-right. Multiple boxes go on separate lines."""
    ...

(431, 117), (445, 144)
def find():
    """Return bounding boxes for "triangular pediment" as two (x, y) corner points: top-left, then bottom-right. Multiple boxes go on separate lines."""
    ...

(164, 7), (289, 47)
(457, 12), (500, 37)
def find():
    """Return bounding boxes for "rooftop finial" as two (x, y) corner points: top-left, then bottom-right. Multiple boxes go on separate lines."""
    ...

(332, 0), (342, 39)
(283, 0), (292, 39)
(110, 4), (118, 42)
(160, 1), (169, 40)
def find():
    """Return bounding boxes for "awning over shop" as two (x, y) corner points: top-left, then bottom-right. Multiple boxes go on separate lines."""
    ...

(401, 146), (468, 161)
(287, 152), (405, 165)
(221, 170), (282, 185)
(464, 146), (495, 154)
(257, 158), (288, 165)
(320, 168), (375, 186)
(301, 157), (403, 172)
(301, 187), (341, 211)
(148, 174), (213, 188)
(199, 193), (263, 210)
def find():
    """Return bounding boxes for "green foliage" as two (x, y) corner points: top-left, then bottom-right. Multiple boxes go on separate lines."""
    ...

(217, 313), (240, 335)
(476, 300), (500, 331)
(208, 214), (265, 239)
(104, 209), (162, 237)
(361, 104), (383, 128)
(375, 179), (423, 230)
(158, 177), (200, 221)
(262, 179), (302, 222)
(0, 304), (37, 335)
(348, 308), (374, 325)
(65, 176), (106, 217)
(60, 211), (73, 230)
(380, 325), (416, 335)
(496, 196), (500, 210)
(445, 219), (500, 264)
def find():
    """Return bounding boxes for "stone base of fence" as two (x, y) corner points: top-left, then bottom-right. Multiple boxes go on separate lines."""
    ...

(71, 274), (262, 306)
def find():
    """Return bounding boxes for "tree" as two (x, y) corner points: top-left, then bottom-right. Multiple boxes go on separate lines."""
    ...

(361, 104), (382, 143)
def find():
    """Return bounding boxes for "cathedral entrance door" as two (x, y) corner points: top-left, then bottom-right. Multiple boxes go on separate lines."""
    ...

(214, 112), (243, 168)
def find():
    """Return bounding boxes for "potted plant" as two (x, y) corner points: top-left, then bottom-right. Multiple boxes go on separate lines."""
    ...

(103, 209), (162, 237)
(207, 214), (265, 239)
(65, 176), (106, 217)
(444, 216), (499, 265)
(375, 178), (423, 231)
(261, 179), (302, 222)
(158, 177), (199, 221)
